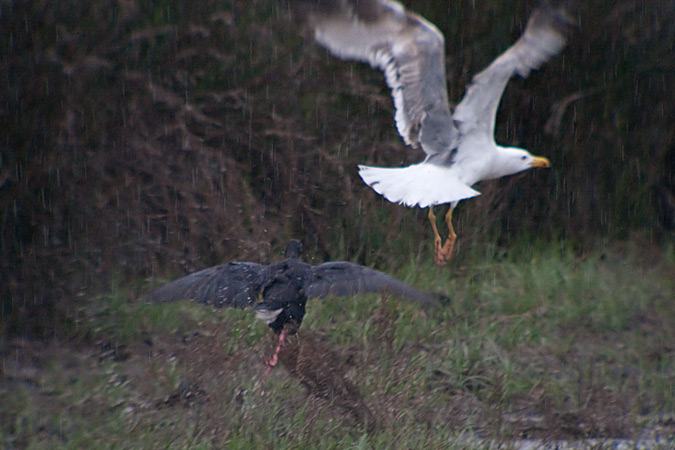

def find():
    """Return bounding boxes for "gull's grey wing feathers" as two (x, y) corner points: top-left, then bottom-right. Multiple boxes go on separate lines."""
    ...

(304, 261), (439, 306)
(146, 262), (268, 308)
(296, 0), (457, 156)
(452, 6), (572, 137)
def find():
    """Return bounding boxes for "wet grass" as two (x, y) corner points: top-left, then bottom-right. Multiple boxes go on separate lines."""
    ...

(1, 240), (674, 448)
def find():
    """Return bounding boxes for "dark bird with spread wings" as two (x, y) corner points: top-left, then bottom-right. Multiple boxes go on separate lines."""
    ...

(147, 240), (444, 368)
(292, 0), (573, 265)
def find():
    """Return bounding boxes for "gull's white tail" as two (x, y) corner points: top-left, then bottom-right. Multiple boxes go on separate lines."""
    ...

(358, 163), (480, 208)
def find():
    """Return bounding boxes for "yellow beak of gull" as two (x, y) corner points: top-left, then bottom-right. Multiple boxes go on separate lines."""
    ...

(529, 156), (551, 168)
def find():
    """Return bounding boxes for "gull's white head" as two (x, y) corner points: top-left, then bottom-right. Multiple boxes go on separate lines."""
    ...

(491, 147), (551, 179)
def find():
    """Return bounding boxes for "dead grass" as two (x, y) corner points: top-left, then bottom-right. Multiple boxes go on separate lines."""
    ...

(1, 242), (674, 448)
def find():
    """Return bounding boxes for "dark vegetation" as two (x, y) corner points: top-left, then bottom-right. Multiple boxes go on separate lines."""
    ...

(1, 0), (674, 446)
(1, 0), (673, 334)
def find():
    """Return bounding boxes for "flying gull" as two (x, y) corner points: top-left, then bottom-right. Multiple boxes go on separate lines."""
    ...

(294, 0), (572, 265)
(147, 240), (445, 369)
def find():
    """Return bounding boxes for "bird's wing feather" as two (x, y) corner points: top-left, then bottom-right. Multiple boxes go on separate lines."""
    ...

(305, 261), (439, 306)
(295, 0), (456, 156)
(452, 7), (571, 138)
(146, 262), (268, 308)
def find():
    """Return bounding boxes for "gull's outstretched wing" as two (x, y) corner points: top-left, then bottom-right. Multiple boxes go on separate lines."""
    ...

(295, 0), (456, 156)
(304, 261), (441, 306)
(146, 262), (268, 308)
(452, 6), (572, 138)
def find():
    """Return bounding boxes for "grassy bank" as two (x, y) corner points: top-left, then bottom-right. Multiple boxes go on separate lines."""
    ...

(2, 240), (674, 448)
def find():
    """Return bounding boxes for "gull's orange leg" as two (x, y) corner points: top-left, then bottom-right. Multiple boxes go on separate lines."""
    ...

(438, 207), (456, 263)
(428, 206), (445, 266)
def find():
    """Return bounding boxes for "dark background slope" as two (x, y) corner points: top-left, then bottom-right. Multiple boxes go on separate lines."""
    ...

(1, 0), (673, 335)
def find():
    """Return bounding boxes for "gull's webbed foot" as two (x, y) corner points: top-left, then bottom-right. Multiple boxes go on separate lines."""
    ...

(438, 236), (455, 263)
(428, 206), (447, 266)
(434, 243), (447, 266)
(437, 206), (457, 264)
(430, 206), (457, 266)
